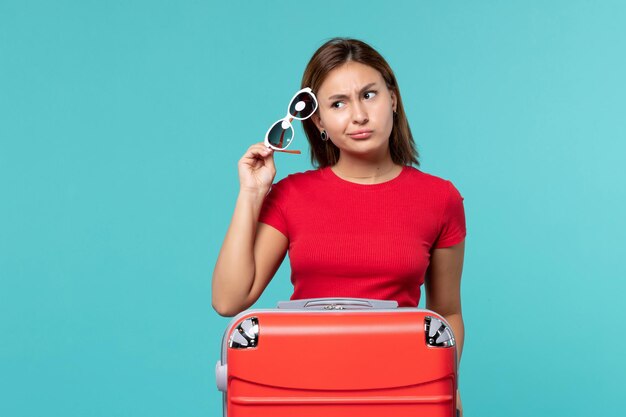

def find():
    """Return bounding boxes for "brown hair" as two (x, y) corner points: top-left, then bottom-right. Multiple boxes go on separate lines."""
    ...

(301, 37), (419, 168)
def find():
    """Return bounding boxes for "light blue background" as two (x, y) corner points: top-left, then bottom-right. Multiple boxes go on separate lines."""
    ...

(1, 1), (625, 416)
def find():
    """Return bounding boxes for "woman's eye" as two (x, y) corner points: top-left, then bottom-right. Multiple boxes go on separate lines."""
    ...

(364, 91), (377, 99)
(331, 101), (345, 109)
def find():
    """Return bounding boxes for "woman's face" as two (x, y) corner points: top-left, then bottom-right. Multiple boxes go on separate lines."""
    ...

(312, 61), (397, 160)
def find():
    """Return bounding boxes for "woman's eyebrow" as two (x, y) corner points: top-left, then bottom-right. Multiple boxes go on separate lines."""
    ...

(327, 82), (378, 100)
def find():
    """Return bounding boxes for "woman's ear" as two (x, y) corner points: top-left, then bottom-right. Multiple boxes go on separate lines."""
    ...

(312, 113), (324, 131)
(391, 90), (397, 112)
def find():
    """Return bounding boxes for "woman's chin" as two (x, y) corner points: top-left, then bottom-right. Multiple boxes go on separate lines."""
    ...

(338, 142), (390, 159)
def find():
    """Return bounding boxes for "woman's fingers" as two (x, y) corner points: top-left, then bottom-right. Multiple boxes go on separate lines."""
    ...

(263, 147), (275, 171)
(238, 143), (276, 193)
(239, 143), (274, 167)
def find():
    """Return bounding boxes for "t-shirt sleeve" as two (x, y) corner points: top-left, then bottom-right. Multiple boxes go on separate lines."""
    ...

(258, 180), (289, 238)
(434, 180), (467, 248)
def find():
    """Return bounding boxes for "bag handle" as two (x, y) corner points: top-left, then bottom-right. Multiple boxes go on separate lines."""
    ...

(276, 297), (398, 310)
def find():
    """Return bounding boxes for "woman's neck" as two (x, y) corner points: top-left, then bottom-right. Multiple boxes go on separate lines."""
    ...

(331, 155), (402, 184)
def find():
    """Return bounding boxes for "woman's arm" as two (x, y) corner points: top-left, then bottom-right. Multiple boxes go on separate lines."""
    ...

(425, 239), (466, 416)
(212, 193), (288, 317)
(211, 143), (289, 317)
(425, 239), (466, 362)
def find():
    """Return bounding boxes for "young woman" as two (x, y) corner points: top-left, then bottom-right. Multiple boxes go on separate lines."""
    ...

(212, 38), (466, 415)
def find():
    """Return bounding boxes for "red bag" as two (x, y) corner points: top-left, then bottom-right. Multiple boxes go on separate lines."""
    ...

(216, 298), (457, 417)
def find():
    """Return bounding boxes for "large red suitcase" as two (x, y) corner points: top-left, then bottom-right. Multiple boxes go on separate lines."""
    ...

(216, 297), (457, 417)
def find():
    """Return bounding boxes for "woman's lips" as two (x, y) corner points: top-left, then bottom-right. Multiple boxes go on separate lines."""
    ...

(347, 130), (373, 139)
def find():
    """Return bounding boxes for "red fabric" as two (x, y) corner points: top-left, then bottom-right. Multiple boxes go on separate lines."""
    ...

(258, 166), (466, 307)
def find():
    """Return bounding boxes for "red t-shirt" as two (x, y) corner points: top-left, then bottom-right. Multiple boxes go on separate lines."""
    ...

(258, 166), (466, 307)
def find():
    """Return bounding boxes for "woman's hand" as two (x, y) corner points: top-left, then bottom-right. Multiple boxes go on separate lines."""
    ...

(238, 142), (276, 195)
(457, 389), (463, 416)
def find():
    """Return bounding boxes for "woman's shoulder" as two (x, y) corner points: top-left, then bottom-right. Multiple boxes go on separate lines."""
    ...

(404, 166), (457, 189)
(404, 167), (465, 209)
(269, 168), (324, 195)
(274, 168), (324, 186)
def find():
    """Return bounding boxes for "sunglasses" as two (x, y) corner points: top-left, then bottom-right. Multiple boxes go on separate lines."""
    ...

(264, 87), (318, 154)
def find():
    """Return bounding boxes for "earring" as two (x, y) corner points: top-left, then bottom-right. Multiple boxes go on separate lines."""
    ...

(321, 130), (329, 141)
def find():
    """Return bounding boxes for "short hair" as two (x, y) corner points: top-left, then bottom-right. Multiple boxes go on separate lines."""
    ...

(301, 38), (419, 168)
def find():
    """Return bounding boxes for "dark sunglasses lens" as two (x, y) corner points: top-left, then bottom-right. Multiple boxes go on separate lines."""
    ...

(267, 120), (293, 149)
(289, 92), (316, 119)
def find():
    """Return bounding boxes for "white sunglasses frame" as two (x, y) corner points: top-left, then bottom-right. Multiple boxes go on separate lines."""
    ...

(264, 87), (319, 153)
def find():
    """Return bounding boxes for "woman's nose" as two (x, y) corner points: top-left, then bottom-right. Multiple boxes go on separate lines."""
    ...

(352, 101), (369, 124)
